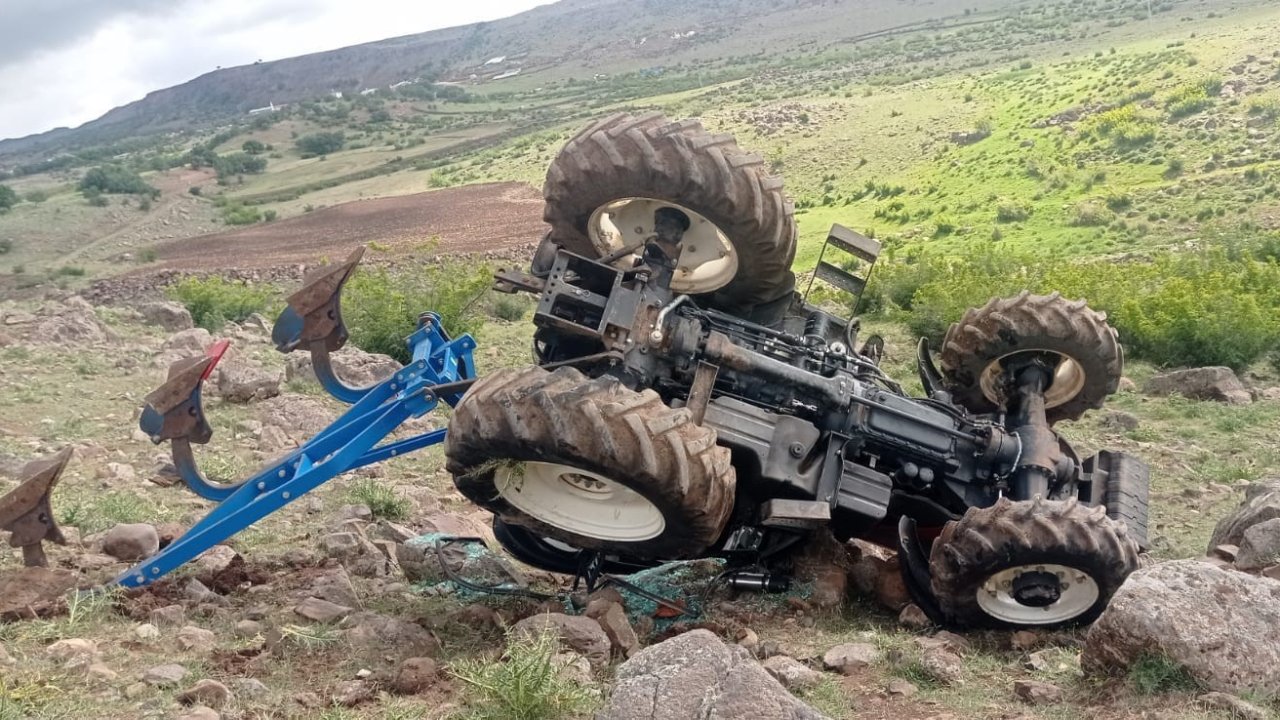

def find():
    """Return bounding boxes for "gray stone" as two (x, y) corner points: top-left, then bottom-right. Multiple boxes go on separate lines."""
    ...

(135, 623), (160, 640)
(177, 679), (233, 709)
(392, 656), (439, 695)
(96, 462), (136, 483)
(1236, 518), (1280, 572)
(176, 707), (220, 720)
(599, 629), (829, 720)
(1144, 367), (1252, 405)
(143, 663), (188, 686)
(822, 642), (880, 674)
(102, 523), (159, 562)
(307, 566), (360, 608)
(35, 313), (112, 344)
(1210, 479), (1280, 554)
(234, 619), (263, 638)
(897, 603), (930, 629)
(46, 638), (98, 663)
(761, 656), (824, 691)
(886, 678), (916, 697)
(293, 597), (353, 623)
(139, 301), (194, 331)
(214, 362), (280, 403)
(1013, 679), (1063, 705)
(1100, 410), (1140, 431)
(233, 678), (269, 697)
(343, 611), (440, 659)
(164, 328), (213, 353)
(286, 347), (401, 388)
(512, 613), (611, 669)
(149, 604), (186, 627)
(332, 679), (373, 707)
(177, 625), (216, 652)
(320, 532), (364, 561)
(918, 647), (963, 686)
(1083, 560), (1280, 697)
(588, 601), (641, 658)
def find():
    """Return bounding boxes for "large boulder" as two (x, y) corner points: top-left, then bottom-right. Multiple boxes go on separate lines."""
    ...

(1209, 479), (1280, 551)
(1143, 367), (1251, 405)
(1235, 518), (1280, 573)
(1082, 560), (1280, 697)
(598, 629), (829, 720)
(139, 302), (194, 331)
(164, 328), (213, 354)
(213, 362), (281, 403)
(511, 613), (610, 669)
(285, 347), (401, 389)
(35, 313), (113, 345)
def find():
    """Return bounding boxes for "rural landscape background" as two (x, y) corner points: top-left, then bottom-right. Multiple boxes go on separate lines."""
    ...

(2, 0), (1280, 717)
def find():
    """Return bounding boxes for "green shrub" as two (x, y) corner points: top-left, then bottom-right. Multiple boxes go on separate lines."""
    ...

(55, 265), (86, 277)
(343, 262), (491, 363)
(1084, 105), (1158, 146)
(23, 189), (47, 204)
(0, 184), (16, 212)
(995, 202), (1031, 223)
(79, 165), (156, 197)
(219, 200), (262, 225)
(168, 276), (274, 330)
(1248, 97), (1280, 121)
(868, 244), (1280, 371)
(451, 628), (598, 720)
(0, 239), (11, 254)
(489, 295), (530, 322)
(1071, 201), (1113, 227)
(213, 152), (267, 179)
(1165, 80), (1218, 119)
(296, 131), (346, 158)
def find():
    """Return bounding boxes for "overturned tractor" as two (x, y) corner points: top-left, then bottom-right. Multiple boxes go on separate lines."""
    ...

(2, 113), (1149, 629)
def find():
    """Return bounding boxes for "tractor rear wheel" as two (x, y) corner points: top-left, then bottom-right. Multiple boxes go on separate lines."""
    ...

(939, 291), (1122, 424)
(542, 112), (797, 323)
(929, 497), (1141, 629)
(492, 517), (655, 575)
(445, 365), (736, 560)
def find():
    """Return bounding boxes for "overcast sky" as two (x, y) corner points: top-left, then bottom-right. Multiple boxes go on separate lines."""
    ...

(0, 0), (549, 141)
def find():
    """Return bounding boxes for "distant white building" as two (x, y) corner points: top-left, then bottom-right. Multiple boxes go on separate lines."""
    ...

(360, 88), (378, 96)
(330, 90), (344, 99)
(248, 102), (278, 115)
(389, 80), (413, 90)
(483, 56), (507, 66)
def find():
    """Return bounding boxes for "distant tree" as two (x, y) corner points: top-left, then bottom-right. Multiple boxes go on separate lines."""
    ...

(0, 184), (17, 212)
(186, 144), (219, 169)
(296, 131), (346, 158)
(241, 140), (267, 155)
(213, 152), (267, 179)
(79, 165), (158, 198)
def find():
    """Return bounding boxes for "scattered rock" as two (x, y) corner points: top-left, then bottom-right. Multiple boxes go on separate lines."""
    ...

(392, 657), (439, 695)
(86, 662), (117, 681)
(1210, 479), (1280, 551)
(0, 566), (78, 620)
(135, 623), (161, 639)
(589, 601), (641, 658)
(320, 532), (365, 561)
(176, 707), (220, 720)
(258, 424), (294, 451)
(1118, 377), (1137, 393)
(1024, 649), (1055, 672)
(343, 611), (440, 659)
(286, 346), (402, 388)
(164, 328), (213, 353)
(1143, 367), (1252, 405)
(1197, 691), (1270, 720)
(233, 678), (269, 697)
(1010, 630), (1041, 652)
(177, 625), (217, 652)
(885, 678), (917, 698)
(761, 656), (824, 691)
(791, 530), (851, 610)
(846, 540), (910, 611)
(599, 629), (829, 720)
(736, 628), (760, 655)
(143, 663), (188, 686)
(1013, 679), (1063, 705)
(102, 523), (159, 562)
(96, 462), (136, 483)
(822, 643), (880, 674)
(139, 301), (194, 331)
(332, 679), (373, 707)
(234, 619), (263, 638)
(46, 638), (98, 664)
(1100, 410), (1140, 432)
(898, 603), (931, 629)
(512, 613), (611, 669)
(149, 603), (186, 627)
(177, 679), (233, 709)
(214, 362), (281, 403)
(184, 578), (226, 606)
(1236, 518), (1280, 572)
(1083, 560), (1280, 697)
(918, 648), (963, 686)
(293, 597), (353, 623)
(192, 545), (240, 583)
(35, 313), (113, 345)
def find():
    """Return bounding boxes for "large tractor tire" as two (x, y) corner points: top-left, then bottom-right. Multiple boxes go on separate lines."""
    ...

(542, 112), (798, 323)
(939, 291), (1122, 424)
(445, 365), (736, 560)
(929, 497), (1142, 629)
(492, 517), (655, 575)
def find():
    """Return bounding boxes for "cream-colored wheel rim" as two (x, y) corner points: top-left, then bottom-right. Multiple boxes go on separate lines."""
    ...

(495, 461), (665, 541)
(979, 350), (1087, 410)
(587, 197), (738, 294)
(976, 563), (1099, 625)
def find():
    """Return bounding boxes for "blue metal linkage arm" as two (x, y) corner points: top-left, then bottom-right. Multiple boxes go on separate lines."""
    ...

(113, 317), (475, 588)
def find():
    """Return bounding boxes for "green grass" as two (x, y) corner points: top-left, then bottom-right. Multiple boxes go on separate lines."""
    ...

(449, 629), (598, 720)
(347, 478), (411, 521)
(1129, 654), (1203, 695)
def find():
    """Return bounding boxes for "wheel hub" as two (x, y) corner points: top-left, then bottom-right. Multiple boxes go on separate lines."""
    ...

(980, 350), (1086, 410)
(977, 563), (1099, 624)
(587, 197), (738, 294)
(494, 461), (666, 542)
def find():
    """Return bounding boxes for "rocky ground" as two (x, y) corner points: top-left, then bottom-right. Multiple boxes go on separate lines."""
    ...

(2, 290), (1280, 720)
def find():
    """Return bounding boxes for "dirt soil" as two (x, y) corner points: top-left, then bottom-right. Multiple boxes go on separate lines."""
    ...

(151, 182), (545, 271)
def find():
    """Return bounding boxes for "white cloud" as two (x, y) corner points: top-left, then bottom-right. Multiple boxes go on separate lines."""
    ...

(0, 0), (548, 140)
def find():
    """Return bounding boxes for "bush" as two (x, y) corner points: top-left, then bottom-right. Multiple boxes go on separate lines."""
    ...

(219, 200), (262, 225)
(296, 131), (346, 158)
(168, 276), (274, 330)
(489, 295), (530, 322)
(1128, 654), (1201, 695)
(213, 152), (267, 179)
(451, 628), (597, 720)
(343, 262), (491, 363)
(0, 238), (12, 254)
(867, 244), (1280, 371)
(1085, 105), (1158, 146)
(1070, 201), (1113, 227)
(23, 189), (47, 204)
(995, 202), (1031, 223)
(241, 139), (267, 155)
(79, 165), (156, 196)
(1165, 81), (1217, 119)
(0, 184), (16, 212)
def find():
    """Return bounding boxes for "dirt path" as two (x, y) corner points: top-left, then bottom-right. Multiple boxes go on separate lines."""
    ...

(151, 182), (546, 270)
